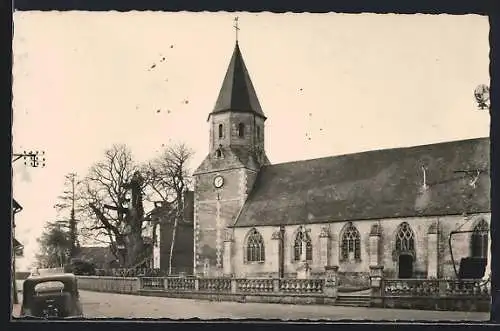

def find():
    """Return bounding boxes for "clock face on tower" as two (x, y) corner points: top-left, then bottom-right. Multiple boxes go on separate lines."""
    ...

(214, 175), (224, 189)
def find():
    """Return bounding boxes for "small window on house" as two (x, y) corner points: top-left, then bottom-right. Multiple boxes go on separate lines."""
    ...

(340, 222), (361, 262)
(238, 123), (245, 137)
(293, 229), (312, 261)
(471, 219), (488, 259)
(218, 124), (223, 139)
(246, 228), (265, 262)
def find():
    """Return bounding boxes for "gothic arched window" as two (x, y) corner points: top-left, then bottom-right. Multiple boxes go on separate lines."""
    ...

(246, 228), (265, 262)
(471, 219), (489, 259)
(395, 222), (415, 253)
(340, 222), (361, 262)
(238, 123), (245, 137)
(293, 229), (312, 261)
(218, 124), (224, 139)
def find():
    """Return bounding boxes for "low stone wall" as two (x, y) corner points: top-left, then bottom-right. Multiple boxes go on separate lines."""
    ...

(77, 276), (139, 294)
(380, 296), (490, 312)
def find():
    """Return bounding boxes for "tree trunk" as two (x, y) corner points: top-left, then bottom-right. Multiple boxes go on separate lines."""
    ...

(168, 215), (179, 275)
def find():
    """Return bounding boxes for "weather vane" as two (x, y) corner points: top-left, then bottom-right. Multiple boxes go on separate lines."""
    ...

(233, 16), (240, 43)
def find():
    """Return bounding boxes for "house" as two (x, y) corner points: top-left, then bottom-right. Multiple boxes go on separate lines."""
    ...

(144, 191), (194, 275)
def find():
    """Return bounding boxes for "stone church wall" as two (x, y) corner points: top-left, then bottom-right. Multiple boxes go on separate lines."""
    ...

(230, 213), (490, 280)
(194, 170), (250, 276)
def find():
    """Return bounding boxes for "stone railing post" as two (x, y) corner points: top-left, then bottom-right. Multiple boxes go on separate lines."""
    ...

(324, 265), (339, 300)
(273, 279), (280, 293)
(223, 229), (234, 277)
(136, 277), (142, 291)
(194, 278), (200, 291)
(427, 222), (439, 279)
(230, 279), (237, 294)
(369, 265), (384, 307)
(163, 277), (169, 291)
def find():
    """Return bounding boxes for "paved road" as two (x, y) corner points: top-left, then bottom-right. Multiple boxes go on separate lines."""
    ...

(74, 291), (489, 321)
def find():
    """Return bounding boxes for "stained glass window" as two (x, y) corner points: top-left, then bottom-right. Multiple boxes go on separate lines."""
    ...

(293, 229), (312, 261)
(395, 222), (415, 252)
(341, 222), (361, 261)
(246, 228), (265, 262)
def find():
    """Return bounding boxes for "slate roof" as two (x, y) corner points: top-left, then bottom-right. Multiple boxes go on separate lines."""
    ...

(233, 137), (490, 227)
(209, 42), (266, 120)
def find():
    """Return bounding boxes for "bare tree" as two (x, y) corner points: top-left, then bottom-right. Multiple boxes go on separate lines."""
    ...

(78, 144), (148, 267)
(145, 142), (194, 274)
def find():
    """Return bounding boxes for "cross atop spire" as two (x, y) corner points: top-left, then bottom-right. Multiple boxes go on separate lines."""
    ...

(233, 16), (240, 44)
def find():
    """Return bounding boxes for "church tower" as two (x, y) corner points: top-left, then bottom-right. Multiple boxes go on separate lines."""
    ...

(193, 25), (270, 276)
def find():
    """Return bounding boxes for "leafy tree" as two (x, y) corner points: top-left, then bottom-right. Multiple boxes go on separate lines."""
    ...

(35, 222), (72, 268)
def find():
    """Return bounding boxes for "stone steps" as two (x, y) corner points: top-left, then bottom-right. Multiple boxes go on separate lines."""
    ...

(335, 295), (371, 307)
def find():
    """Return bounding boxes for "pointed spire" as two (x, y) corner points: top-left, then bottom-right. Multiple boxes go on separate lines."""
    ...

(209, 26), (266, 120)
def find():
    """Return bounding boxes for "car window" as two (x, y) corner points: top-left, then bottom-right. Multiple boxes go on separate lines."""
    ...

(34, 281), (65, 293)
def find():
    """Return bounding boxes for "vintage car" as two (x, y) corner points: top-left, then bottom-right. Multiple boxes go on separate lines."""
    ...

(20, 273), (84, 319)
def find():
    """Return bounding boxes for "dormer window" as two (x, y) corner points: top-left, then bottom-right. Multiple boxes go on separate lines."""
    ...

(218, 124), (224, 139)
(238, 123), (245, 137)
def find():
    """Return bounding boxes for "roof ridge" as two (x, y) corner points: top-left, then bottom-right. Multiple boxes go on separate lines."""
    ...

(264, 136), (490, 169)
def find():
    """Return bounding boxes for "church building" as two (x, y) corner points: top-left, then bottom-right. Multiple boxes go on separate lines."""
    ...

(193, 39), (491, 286)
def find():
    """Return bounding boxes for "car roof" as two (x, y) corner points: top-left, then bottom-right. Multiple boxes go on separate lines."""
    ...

(25, 273), (77, 283)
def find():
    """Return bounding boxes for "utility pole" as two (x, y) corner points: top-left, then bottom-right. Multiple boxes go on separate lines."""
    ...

(69, 173), (78, 259)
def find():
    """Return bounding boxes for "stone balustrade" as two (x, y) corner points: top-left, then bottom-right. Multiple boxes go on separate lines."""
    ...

(198, 278), (232, 292)
(141, 277), (165, 290)
(165, 277), (196, 291)
(76, 274), (490, 312)
(279, 279), (324, 294)
(236, 279), (274, 293)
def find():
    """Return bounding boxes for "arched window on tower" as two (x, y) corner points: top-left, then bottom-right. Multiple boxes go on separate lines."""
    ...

(246, 228), (265, 262)
(471, 219), (489, 259)
(238, 123), (245, 137)
(218, 124), (224, 139)
(256, 125), (260, 138)
(293, 228), (312, 261)
(340, 222), (361, 262)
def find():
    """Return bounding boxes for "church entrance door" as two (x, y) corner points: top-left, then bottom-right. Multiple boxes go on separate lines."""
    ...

(398, 254), (413, 279)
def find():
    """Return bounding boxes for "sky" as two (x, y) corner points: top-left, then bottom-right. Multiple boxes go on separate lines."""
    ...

(12, 12), (490, 270)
